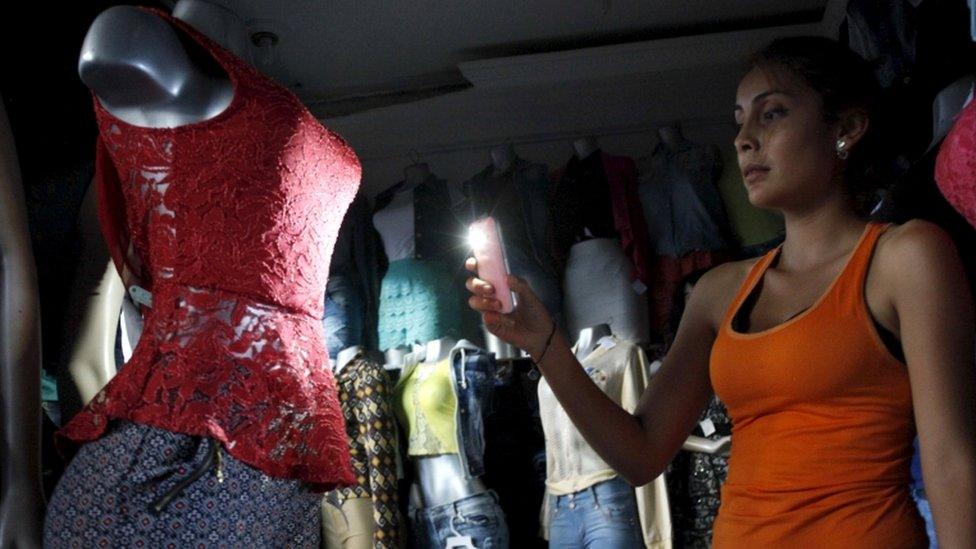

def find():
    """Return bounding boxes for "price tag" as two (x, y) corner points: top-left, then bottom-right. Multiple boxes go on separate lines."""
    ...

(128, 285), (153, 308)
(700, 418), (716, 437)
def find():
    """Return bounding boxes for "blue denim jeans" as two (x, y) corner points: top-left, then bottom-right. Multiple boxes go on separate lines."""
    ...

(912, 487), (937, 548)
(410, 491), (509, 548)
(548, 477), (643, 549)
(323, 277), (364, 359)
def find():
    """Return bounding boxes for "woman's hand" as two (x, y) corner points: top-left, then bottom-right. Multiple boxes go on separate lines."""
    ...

(465, 256), (554, 358)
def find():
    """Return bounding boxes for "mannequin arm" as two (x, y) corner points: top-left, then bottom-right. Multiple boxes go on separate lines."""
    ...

(66, 182), (122, 406)
(0, 98), (44, 548)
(681, 435), (731, 456)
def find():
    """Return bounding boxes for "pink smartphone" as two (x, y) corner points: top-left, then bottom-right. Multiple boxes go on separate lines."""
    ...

(469, 217), (516, 314)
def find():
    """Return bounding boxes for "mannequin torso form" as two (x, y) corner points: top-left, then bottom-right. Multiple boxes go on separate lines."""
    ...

(335, 345), (364, 374)
(929, 74), (975, 151)
(410, 337), (489, 508)
(0, 91), (44, 549)
(68, 0), (251, 407)
(574, 324), (612, 360)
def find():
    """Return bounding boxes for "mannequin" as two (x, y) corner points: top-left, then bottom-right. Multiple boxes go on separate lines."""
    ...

(574, 323), (612, 361)
(324, 344), (401, 548)
(476, 141), (541, 360)
(393, 337), (508, 547)
(78, 2), (248, 128)
(638, 120), (729, 339)
(66, 0), (255, 405)
(657, 120), (692, 151)
(335, 345), (364, 374)
(928, 74), (975, 152)
(374, 160), (470, 351)
(549, 137), (653, 340)
(573, 136), (600, 159)
(538, 325), (671, 547)
(490, 142), (516, 174)
(0, 96), (44, 548)
(563, 238), (650, 345)
(49, 2), (360, 545)
(384, 345), (411, 370)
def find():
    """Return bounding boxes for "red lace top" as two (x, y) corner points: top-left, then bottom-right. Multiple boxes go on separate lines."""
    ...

(57, 7), (359, 489)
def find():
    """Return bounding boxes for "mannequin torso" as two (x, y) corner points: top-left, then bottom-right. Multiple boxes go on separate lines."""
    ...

(574, 324), (612, 360)
(407, 337), (489, 508)
(335, 345), (364, 374)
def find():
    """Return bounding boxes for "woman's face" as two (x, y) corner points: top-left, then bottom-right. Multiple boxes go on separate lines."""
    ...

(734, 66), (841, 212)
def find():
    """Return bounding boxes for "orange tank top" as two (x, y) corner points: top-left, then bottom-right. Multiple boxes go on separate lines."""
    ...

(709, 222), (926, 548)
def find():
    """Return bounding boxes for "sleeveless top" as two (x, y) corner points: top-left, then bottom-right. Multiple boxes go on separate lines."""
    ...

(393, 359), (459, 456)
(709, 222), (927, 548)
(57, 7), (360, 489)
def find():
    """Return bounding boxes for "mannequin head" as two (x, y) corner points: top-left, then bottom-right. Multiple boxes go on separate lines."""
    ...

(490, 142), (517, 174)
(173, 0), (251, 63)
(657, 121), (688, 150)
(573, 136), (600, 159)
(735, 37), (881, 216)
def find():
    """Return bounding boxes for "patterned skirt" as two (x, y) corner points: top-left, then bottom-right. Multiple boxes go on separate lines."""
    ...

(44, 421), (322, 548)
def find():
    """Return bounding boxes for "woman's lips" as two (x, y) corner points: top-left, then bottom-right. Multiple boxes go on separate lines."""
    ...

(742, 165), (770, 184)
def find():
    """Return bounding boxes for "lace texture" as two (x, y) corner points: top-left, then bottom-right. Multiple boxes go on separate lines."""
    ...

(57, 7), (360, 490)
(936, 98), (976, 229)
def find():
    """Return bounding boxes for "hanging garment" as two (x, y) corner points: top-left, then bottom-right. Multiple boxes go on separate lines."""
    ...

(666, 396), (732, 549)
(58, 7), (358, 489)
(324, 355), (400, 548)
(563, 239), (650, 345)
(709, 223), (927, 548)
(44, 421), (322, 547)
(373, 174), (466, 264)
(459, 159), (562, 318)
(539, 336), (672, 549)
(409, 491), (509, 549)
(483, 359), (548, 548)
(377, 259), (467, 351)
(935, 96), (976, 228)
(638, 142), (732, 338)
(549, 151), (653, 287)
(325, 191), (388, 355)
(638, 142), (729, 257)
(374, 175), (474, 350)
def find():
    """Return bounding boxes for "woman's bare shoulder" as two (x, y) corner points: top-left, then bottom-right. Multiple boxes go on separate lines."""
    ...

(690, 255), (766, 327)
(875, 219), (958, 276)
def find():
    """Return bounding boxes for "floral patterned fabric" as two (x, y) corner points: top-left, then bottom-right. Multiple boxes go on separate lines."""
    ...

(56, 7), (359, 490)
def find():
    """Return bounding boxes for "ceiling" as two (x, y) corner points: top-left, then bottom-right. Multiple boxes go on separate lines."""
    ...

(195, 0), (831, 112)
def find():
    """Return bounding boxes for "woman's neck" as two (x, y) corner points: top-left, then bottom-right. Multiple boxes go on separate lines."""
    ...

(779, 194), (866, 271)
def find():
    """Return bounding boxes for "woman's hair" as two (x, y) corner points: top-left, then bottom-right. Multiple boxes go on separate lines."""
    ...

(751, 36), (888, 215)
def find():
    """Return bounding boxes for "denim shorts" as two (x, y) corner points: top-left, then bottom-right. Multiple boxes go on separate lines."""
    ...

(410, 490), (509, 548)
(548, 476), (643, 549)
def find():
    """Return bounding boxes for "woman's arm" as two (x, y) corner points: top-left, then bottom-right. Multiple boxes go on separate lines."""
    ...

(467, 258), (735, 485)
(884, 221), (976, 549)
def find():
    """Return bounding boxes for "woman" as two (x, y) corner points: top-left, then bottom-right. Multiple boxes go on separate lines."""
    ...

(466, 37), (975, 548)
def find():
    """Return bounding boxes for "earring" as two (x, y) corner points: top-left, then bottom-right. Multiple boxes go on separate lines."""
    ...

(836, 139), (849, 160)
